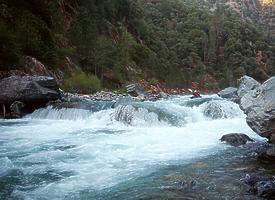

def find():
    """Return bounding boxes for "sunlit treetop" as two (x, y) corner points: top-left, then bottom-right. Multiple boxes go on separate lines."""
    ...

(260, 0), (275, 6)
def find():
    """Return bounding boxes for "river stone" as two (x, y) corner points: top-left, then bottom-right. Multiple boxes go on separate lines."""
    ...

(0, 75), (60, 104)
(218, 87), (238, 99)
(220, 133), (254, 147)
(239, 77), (275, 143)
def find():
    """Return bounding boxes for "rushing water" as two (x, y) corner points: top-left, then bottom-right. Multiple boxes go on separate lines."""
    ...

(0, 95), (265, 199)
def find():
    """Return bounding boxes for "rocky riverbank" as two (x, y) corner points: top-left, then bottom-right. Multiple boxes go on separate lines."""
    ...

(218, 75), (275, 198)
(0, 75), (168, 119)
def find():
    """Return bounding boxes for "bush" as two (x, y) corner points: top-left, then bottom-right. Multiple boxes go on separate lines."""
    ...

(62, 72), (101, 94)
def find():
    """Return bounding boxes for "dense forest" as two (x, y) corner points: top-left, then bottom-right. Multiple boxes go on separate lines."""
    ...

(0, 0), (275, 91)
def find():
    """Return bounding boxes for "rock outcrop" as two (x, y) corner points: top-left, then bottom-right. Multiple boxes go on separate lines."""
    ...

(239, 76), (275, 143)
(219, 75), (275, 144)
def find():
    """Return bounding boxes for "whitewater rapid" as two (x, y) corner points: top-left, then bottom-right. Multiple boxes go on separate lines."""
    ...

(0, 95), (263, 199)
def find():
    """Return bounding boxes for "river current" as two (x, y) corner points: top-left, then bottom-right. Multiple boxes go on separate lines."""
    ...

(0, 95), (264, 199)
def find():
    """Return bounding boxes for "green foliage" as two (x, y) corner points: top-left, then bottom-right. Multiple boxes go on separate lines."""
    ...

(1, 0), (275, 90)
(0, 0), (67, 70)
(18, 11), (57, 64)
(62, 72), (101, 94)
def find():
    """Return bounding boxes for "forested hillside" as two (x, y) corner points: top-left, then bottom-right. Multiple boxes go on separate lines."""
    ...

(0, 0), (274, 91)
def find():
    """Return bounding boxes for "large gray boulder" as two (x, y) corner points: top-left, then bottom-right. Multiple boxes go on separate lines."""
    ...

(237, 75), (260, 99)
(239, 76), (275, 143)
(0, 76), (60, 105)
(218, 87), (238, 99)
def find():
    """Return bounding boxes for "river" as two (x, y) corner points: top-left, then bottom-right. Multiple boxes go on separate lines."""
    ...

(0, 95), (265, 199)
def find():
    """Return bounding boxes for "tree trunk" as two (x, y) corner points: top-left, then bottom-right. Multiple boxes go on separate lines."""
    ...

(3, 104), (6, 119)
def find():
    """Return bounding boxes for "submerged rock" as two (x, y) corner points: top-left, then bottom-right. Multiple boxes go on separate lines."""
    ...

(239, 76), (275, 143)
(220, 133), (254, 147)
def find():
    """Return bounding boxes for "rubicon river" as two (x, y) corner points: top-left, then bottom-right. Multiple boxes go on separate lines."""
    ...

(0, 95), (263, 199)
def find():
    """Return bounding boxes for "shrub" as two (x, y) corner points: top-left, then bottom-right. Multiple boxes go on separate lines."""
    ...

(62, 72), (101, 94)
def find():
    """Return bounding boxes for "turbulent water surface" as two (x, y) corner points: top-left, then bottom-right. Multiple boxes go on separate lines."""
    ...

(0, 95), (264, 199)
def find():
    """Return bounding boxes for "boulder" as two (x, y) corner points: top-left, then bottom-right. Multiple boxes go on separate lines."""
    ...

(237, 75), (260, 99)
(0, 76), (60, 105)
(220, 133), (254, 147)
(239, 77), (275, 143)
(218, 87), (238, 99)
